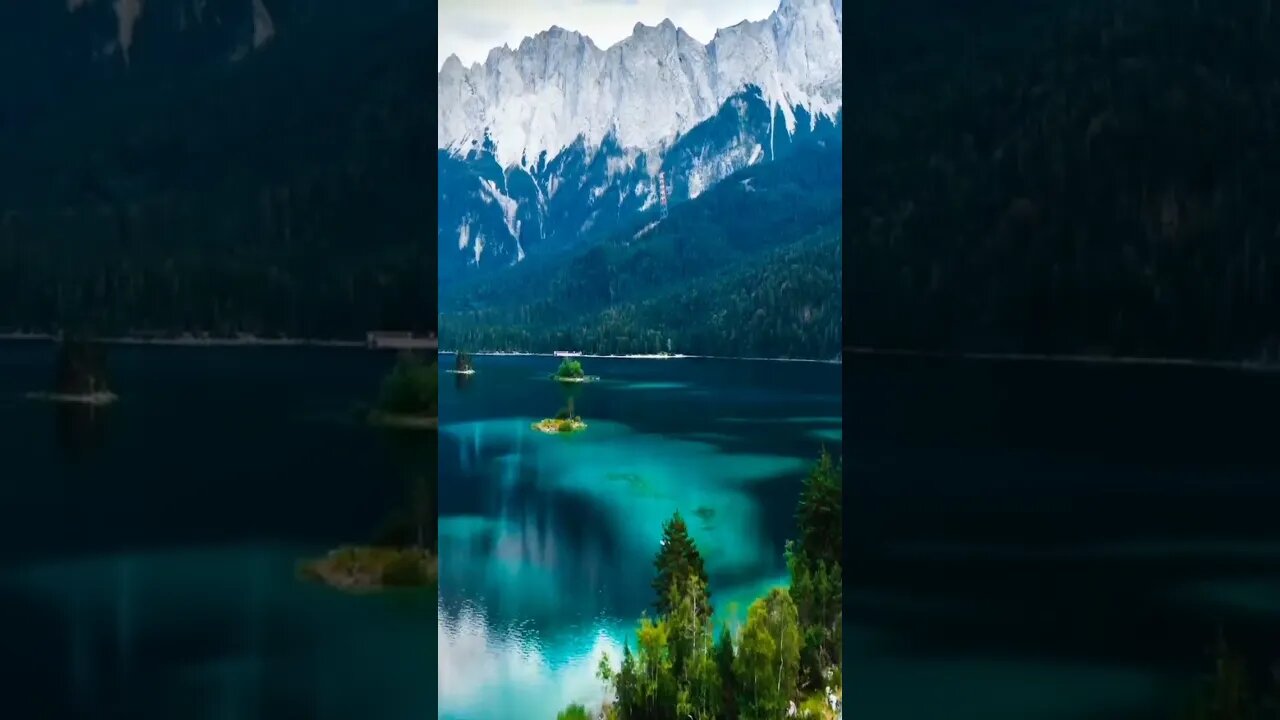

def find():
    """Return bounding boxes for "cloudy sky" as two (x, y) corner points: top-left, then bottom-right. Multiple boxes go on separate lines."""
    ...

(438, 0), (780, 69)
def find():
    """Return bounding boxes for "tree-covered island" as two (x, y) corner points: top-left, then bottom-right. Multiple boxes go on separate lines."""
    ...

(553, 358), (594, 383)
(368, 352), (438, 429)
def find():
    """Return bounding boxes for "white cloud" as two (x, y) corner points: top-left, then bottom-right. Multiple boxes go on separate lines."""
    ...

(438, 0), (781, 69)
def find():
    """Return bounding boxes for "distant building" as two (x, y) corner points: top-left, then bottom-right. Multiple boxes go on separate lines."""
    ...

(366, 331), (437, 351)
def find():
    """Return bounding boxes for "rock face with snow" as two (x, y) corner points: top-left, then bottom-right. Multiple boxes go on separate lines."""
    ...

(437, 0), (842, 279)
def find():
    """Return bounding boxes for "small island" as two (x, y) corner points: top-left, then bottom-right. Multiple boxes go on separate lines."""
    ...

(551, 358), (596, 383)
(532, 414), (588, 434)
(29, 337), (118, 405)
(298, 545), (436, 591)
(367, 352), (438, 429)
(453, 351), (475, 375)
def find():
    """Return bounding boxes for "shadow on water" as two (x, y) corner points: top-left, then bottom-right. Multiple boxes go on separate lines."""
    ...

(0, 343), (436, 720)
(848, 354), (1280, 720)
(53, 402), (110, 461)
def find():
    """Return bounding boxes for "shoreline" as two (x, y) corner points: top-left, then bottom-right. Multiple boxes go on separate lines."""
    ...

(845, 347), (1280, 372)
(25, 391), (119, 406)
(368, 412), (439, 430)
(439, 350), (841, 364)
(0, 333), (365, 348)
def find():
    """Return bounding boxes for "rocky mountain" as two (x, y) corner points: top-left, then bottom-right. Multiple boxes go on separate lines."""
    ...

(436, 0), (843, 282)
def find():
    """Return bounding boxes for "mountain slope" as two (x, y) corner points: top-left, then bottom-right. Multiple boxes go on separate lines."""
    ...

(440, 133), (842, 358)
(436, 0), (843, 281)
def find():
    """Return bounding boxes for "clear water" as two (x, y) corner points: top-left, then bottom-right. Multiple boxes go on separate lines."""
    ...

(436, 354), (841, 720)
(848, 354), (1280, 719)
(0, 342), (435, 720)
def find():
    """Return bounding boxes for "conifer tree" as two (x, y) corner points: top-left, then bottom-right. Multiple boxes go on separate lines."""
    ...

(652, 511), (712, 620)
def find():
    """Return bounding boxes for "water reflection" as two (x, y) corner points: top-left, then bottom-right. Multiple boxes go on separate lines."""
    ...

(374, 425), (439, 552)
(438, 598), (623, 720)
(54, 401), (110, 459)
(455, 371), (474, 392)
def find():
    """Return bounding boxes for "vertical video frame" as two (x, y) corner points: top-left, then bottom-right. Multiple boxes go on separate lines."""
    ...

(437, 0), (843, 718)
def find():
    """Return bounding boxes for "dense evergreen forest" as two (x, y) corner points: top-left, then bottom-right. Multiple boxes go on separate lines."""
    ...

(0, 2), (434, 338)
(440, 140), (842, 358)
(848, 0), (1280, 361)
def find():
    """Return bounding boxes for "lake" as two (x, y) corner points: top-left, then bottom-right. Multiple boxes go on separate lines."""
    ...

(0, 341), (435, 720)
(848, 353), (1280, 720)
(436, 354), (841, 719)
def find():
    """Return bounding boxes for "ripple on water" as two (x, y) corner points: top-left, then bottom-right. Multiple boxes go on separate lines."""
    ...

(438, 598), (625, 720)
(611, 381), (692, 391)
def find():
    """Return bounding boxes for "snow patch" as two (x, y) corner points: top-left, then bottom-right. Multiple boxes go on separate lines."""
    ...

(479, 178), (521, 242)
(438, 0), (841, 168)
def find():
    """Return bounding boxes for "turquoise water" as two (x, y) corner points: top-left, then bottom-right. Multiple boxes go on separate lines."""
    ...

(0, 342), (435, 720)
(437, 355), (841, 719)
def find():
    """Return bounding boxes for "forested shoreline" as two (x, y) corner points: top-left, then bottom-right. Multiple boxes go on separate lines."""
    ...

(441, 140), (842, 359)
(848, 0), (1280, 361)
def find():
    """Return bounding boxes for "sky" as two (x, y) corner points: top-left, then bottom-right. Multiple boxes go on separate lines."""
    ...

(438, 0), (781, 69)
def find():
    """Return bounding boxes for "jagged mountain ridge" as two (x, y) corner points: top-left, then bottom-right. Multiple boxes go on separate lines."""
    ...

(437, 0), (843, 280)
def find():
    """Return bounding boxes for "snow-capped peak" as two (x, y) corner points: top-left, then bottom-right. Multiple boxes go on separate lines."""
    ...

(437, 0), (841, 169)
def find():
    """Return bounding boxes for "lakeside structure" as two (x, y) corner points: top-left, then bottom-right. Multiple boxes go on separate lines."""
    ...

(367, 332), (438, 351)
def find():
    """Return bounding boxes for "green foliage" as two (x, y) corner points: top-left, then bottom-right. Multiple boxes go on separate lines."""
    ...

(716, 626), (739, 720)
(380, 551), (429, 587)
(444, 228), (840, 359)
(557, 419), (575, 433)
(734, 588), (802, 720)
(582, 451), (840, 720)
(556, 705), (592, 720)
(652, 512), (712, 620)
(556, 359), (586, 378)
(377, 352), (438, 415)
(440, 140), (841, 359)
(788, 449), (844, 689)
(455, 351), (473, 372)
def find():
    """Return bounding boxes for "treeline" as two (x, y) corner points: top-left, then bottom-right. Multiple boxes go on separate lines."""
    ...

(0, 180), (432, 338)
(444, 229), (841, 358)
(0, 3), (435, 339)
(559, 450), (843, 720)
(441, 141), (842, 358)
(848, 0), (1280, 360)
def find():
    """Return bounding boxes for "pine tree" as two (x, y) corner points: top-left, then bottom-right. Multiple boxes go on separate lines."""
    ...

(716, 625), (738, 720)
(795, 447), (842, 566)
(652, 511), (712, 620)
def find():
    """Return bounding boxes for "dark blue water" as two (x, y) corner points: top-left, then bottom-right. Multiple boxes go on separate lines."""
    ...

(0, 341), (435, 720)
(436, 354), (841, 719)
(848, 354), (1280, 720)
